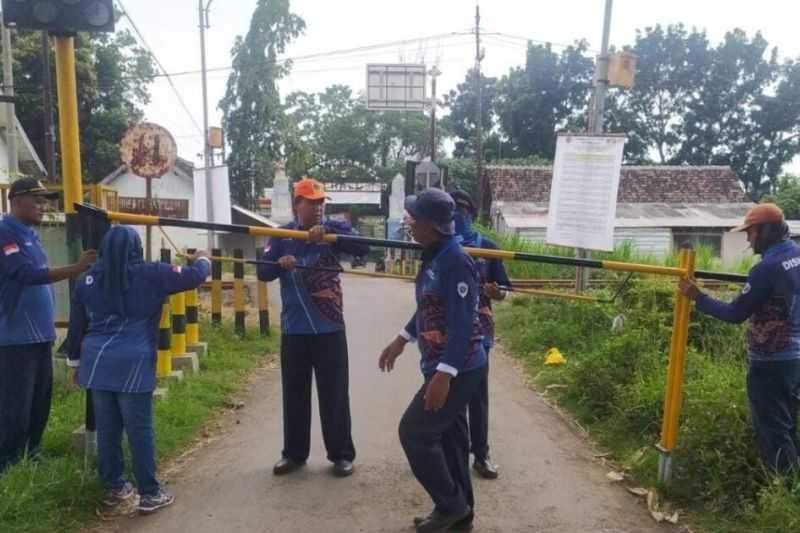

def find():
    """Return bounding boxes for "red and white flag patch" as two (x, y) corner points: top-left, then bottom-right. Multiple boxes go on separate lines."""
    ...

(3, 243), (20, 256)
(172, 265), (182, 273)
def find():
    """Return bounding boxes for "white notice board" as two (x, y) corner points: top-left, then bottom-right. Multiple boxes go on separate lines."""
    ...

(546, 135), (626, 251)
(193, 165), (232, 225)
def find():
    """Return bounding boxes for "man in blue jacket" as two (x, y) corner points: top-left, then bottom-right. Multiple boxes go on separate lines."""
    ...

(258, 178), (368, 478)
(0, 178), (96, 472)
(380, 188), (487, 533)
(680, 203), (800, 474)
(451, 190), (510, 480)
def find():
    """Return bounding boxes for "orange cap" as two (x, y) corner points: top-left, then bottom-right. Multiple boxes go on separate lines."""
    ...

(732, 203), (785, 232)
(293, 178), (327, 201)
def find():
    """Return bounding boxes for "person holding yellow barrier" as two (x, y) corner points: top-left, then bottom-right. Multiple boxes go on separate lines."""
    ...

(680, 203), (800, 474)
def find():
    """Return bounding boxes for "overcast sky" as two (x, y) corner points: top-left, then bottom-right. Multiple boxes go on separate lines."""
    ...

(118, 0), (800, 171)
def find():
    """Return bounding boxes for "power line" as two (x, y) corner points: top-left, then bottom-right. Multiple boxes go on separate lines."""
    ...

(116, 0), (204, 134)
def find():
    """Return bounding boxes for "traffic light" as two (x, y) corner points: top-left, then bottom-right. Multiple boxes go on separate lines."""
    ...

(1, 0), (115, 34)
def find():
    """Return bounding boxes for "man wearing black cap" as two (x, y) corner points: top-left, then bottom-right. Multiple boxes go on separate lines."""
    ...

(0, 178), (96, 472)
(450, 190), (510, 480)
(379, 188), (487, 532)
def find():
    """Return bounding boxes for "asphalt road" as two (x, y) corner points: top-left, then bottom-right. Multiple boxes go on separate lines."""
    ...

(99, 276), (672, 533)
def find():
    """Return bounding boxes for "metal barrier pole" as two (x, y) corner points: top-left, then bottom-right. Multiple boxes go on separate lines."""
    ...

(234, 248), (246, 336)
(157, 303), (172, 377)
(257, 280), (270, 337)
(211, 247), (222, 326)
(657, 246), (697, 484)
(185, 248), (200, 346)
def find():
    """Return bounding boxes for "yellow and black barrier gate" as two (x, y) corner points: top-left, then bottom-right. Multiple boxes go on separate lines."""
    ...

(76, 202), (748, 484)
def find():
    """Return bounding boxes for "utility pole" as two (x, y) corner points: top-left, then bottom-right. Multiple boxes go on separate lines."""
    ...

(1, 12), (17, 176)
(199, 0), (214, 249)
(42, 32), (56, 180)
(576, 0), (613, 292)
(474, 3), (486, 220)
(428, 65), (440, 161)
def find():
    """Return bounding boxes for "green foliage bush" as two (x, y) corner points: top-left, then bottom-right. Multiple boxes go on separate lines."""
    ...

(496, 278), (800, 531)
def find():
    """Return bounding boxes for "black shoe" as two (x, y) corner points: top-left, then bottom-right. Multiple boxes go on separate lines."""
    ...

(414, 512), (473, 531)
(332, 460), (354, 478)
(415, 508), (472, 533)
(273, 457), (305, 476)
(473, 457), (499, 479)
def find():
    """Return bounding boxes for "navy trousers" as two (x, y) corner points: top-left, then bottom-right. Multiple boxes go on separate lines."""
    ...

(467, 356), (490, 461)
(0, 343), (52, 471)
(399, 365), (487, 516)
(280, 331), (356, 463)
(747, 358), (800, 473)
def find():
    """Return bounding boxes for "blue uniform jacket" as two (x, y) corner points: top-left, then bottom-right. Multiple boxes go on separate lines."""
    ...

(0, 216), (55, 346)
(65, 259), (210, 393)
(402, 237), (487, 377)
(257, 219), (369, 335)
(459, 233), (511, 349)
(696, 240), (800, 362)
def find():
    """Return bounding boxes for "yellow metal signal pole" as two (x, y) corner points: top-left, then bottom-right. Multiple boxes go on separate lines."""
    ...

(54, 36), (83, 215)
(55, 35), (93, 439)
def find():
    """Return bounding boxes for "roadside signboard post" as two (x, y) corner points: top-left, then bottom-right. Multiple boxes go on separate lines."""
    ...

(120, 122), (178, 260)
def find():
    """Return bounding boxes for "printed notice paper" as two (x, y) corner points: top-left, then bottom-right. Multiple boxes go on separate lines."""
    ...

(546, 135), (626, 251)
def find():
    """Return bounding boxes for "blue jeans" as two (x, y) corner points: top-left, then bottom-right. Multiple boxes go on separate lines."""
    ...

(92, 390), (160, 496)
(747, 359), (800, 473)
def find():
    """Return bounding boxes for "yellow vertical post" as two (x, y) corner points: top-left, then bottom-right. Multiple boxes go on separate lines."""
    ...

(657, 246), (697, 484)
(156, 303), (172, 377)
(54, 37), (83, 214)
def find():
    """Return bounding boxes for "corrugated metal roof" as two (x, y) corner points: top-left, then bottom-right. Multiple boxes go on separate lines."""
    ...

(494, 202), (756, 229)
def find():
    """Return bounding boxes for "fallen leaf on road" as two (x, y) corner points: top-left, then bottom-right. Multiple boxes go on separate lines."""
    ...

(606, 471), (624, 482)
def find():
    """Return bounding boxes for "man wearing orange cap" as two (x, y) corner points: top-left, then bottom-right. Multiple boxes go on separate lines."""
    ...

(680, 203), (800, 473)
(257, 178), (369, 478)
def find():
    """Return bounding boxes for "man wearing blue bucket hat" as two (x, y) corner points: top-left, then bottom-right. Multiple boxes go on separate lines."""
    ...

(379, 188), (487, 532)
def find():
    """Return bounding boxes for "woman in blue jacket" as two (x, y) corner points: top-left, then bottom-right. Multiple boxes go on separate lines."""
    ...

(65, 226), (210, 515)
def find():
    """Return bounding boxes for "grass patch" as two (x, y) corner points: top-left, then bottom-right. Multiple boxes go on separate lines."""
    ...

(0, 323), (278, 533)
(496, 279), (800, 532)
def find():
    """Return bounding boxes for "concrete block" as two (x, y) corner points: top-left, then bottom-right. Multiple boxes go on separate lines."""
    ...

(187, 342), (208, 358)
(52, 355), (70, 387)
(158, 370), (184, 384)
(71, 425), (97, 456)
(171, 353), (199, 375)
(153, 387), (169, 401)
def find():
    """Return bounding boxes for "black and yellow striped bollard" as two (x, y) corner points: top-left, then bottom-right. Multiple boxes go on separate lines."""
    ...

(211, 248), (223, 326)
(157, 248), (173, 378)
(257, 279), (270, 337)
(234, 248), (246, 336)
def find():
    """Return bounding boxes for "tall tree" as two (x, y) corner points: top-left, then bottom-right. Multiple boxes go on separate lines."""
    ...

(285, 85), (431, 181)
(494, 41), (594, 159)
(607, 25), (800, 198)
(440, 69), (497, 159)
(219, 0), (305, 206)
(10, 29), (155, 182)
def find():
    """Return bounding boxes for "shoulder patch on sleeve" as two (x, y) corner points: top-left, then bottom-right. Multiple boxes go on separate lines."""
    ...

(85, 275), (94, 285)
(172, 265), (182, 273)
(741, 283), (751, 295)
(3, 243), (19, 256)
(457, 281), (469, 298)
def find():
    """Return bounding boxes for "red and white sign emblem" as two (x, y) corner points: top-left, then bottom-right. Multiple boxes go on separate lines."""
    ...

(172, 265), (182, 273)
(3, 243), (20, 256)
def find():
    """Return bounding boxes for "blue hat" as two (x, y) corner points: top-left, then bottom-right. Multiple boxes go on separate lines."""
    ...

(405, 188), (455, 235)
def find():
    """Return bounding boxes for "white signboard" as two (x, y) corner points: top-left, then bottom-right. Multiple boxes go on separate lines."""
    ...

(546, 135), (627, 251)
(193, 165), (232, 225)
(366, 64), (426, 112)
